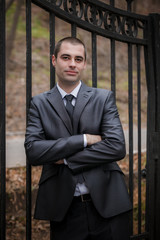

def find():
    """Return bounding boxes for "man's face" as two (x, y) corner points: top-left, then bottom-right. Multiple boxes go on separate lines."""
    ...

(52, 41), (86, 87)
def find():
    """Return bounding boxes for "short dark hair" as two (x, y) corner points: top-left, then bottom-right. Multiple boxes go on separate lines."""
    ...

(54, 37), (87, 60)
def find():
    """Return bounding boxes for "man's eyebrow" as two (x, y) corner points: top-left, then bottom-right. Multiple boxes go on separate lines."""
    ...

(75, 56), (84, 59)
(60, 54), (70, 57)
(60, 54), (84, 59)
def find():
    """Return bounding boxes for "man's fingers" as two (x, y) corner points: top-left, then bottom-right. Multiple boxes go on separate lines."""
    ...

(86, 134), (102, 145)
(55, 159), (64, 165)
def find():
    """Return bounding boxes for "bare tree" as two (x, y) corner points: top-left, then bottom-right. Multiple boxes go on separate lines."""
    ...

(6, 0), (23, 64)
(6, 0), (15, 11)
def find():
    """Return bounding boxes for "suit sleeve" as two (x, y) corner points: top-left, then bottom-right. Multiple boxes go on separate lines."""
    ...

(24, 99), (84, 166)
(66, 91), (126, 173)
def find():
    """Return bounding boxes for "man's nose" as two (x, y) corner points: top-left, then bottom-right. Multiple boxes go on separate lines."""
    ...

(69, 58), (76, 67)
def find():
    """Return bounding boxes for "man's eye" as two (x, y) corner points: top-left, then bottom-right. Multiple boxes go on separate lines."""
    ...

(75, 58), (83, 62)
(62, 56), (70, 60)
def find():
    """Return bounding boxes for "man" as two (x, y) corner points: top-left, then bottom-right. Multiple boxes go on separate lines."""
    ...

(25, 37), (132, 240)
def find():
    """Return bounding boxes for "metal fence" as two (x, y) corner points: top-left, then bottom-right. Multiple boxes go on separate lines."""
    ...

(0, 0), (6, 239)
(1, 0), (160, 239)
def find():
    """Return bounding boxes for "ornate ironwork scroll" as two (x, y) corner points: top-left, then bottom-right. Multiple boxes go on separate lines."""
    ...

(33, 0), (148, 44)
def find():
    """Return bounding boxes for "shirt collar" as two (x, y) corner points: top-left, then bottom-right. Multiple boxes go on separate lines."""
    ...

(57, 81), (82, 99)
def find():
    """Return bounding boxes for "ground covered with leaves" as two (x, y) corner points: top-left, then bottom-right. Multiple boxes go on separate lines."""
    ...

(6, 153), (147, 239)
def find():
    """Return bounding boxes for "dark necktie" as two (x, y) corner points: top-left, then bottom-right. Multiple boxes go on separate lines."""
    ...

(65, 94), (84, 183)
(65, 95), (74, 122)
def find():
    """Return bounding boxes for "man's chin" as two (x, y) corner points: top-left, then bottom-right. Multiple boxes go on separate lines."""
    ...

(64, 79), (80, 85)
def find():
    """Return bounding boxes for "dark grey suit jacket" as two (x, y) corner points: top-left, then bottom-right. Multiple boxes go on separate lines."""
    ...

(25, 82), (132, 221)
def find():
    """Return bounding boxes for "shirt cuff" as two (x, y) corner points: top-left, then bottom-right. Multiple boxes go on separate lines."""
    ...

(64, 159), (68, 165)
(83, 134), (87, 147)
(64, 134), (86, 166)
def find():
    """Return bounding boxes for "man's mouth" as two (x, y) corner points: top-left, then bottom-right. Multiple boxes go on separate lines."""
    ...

(65, 70), (78, 75)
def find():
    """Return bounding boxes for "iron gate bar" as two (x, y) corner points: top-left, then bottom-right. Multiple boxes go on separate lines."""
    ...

(127, 0), (133, 12)
(110, 0), (115, 6)
(0, 0), (6, 239)
(153, 15), (160, 239)
(146, 14), (160, 240)
(143, 39), (150, 239)
(110, 39), (116, 95)
(152, 14), (160, 133)
(149, 14), (160, 240)
(137, 44), (142, 234)
(32, 0), (148, 45)
(49, 12), (56, 89)
(109, 0), (116, 104)
(110, 0), (116, 95)
(128, 42), (133, 235)
(71, 23), (77, 37)
(70, 0), (77, 37)
(92, 32), (97, 87)
(26, 0), (32, 239)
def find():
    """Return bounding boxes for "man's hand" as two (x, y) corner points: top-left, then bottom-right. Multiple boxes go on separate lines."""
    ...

(86, 134), (102, 146)
(55, 159), (64, 165)
(54, 135), (102, 164)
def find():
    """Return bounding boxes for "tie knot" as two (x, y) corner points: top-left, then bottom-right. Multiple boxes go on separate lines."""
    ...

(65, 94), (74, 102)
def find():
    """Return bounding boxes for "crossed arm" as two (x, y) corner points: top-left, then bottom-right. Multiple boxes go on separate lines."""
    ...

(55, 134), (102, 165)
(25, 91), (125, 173)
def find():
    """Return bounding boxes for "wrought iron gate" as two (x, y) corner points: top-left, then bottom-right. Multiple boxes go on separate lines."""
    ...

(0, 0), (160, 239)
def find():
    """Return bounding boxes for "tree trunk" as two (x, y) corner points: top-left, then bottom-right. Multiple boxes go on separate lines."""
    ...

(6, 0), (23, 64)
(6, 0), (15, 12)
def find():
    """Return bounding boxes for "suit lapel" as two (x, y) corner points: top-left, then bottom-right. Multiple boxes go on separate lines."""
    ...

(73, 83), (93, 134)
(46, 86), (73, 134)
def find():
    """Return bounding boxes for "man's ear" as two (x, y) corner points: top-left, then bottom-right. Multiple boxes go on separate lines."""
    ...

(52, 55), (56, 67)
